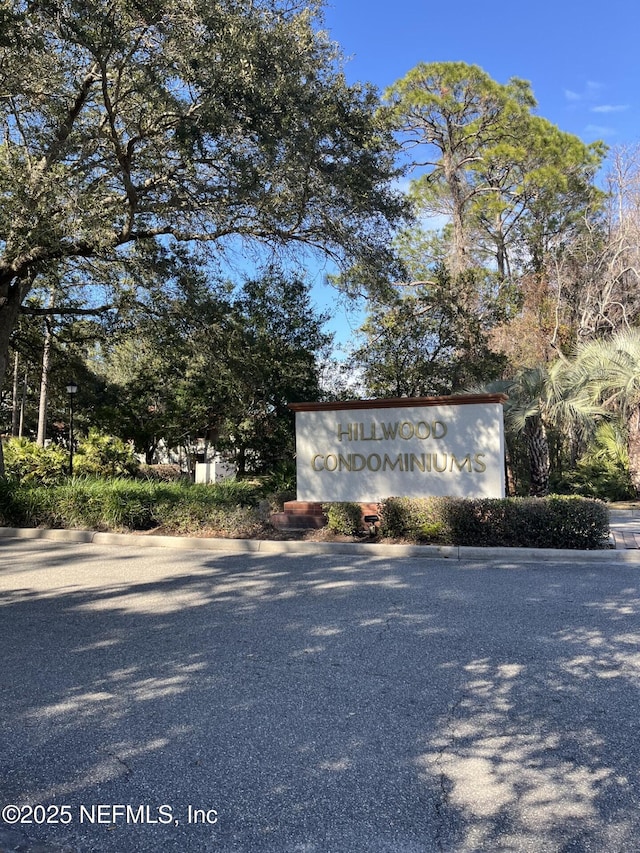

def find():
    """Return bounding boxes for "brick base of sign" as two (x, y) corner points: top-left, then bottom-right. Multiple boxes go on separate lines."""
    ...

(270, 501), (325, 531)
(270, 501), (381, 532)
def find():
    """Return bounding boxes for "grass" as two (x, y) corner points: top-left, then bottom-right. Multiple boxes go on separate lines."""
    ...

(0, 477), (269, 537)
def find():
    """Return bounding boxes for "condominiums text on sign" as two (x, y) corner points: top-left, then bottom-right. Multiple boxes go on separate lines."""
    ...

(290, 395), (506, 503)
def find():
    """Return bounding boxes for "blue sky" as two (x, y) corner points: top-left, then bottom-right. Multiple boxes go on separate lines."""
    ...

(311, 0), (640, 351)
(323, 0), (638, 145)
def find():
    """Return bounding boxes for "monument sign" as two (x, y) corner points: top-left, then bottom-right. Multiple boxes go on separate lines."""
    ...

(290, 394), (506, 503)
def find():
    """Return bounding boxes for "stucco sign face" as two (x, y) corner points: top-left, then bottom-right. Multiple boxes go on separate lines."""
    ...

(290, 395), (506, 503)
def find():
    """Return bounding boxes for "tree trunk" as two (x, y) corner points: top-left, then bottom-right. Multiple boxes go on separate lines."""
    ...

(0, 289), (25, 391)
(11, 352), (20, 436)
(627, 406), (640, 496)
(36, 312), (54, 446)
(444, 154), (469, 278)
(19, 368), (28, 437)
(495, 219), (510, 281)
(236, 445), (246, 478)
(504, 440), (516, 496)
(525, 415), (550, 496)
(0, 279), (30, 474)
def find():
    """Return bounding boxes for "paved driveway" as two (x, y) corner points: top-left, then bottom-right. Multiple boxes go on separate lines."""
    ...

(1, 539), (639, 852)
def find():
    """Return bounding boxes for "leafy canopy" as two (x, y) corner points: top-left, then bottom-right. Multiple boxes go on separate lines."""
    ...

(0, 0), (406, 384)
(380, 61), (604, 279)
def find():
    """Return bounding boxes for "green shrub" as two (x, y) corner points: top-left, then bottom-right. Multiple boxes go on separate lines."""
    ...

(3, 433), (140, 484)
(0, 478), (265, 534)
(155, 502), (263, 537)
(74, 430), (140, 478)
(379, 496), (450, 542)
(551, 421), (635, 502)
(322, 502), (363, 535)
(4, 437), (68, 485)
(529, 496), (610, 550)
(0, 478), (53, 526)
(261, 461), (297, 494)
(379, 495), (609, 549)
(552, 462), (635, 502)
(205, 478), (264, 507)
(137, 463), (186, 482)
(416, 521), (445, 541)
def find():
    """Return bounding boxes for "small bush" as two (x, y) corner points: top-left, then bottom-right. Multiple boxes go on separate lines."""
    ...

(74, 430), (139, 478)
(322, 502), (363, 536)
(260, 461), (297, 494)
(416, 521), (445, 541)
(379, 495), (609, 549)
(156, 502), (263, 537)
(137, 464), (186, 482)
(552, 461), (635, 502)
(4, 438), (68, 485)
(379, 496), (450, 542)
(4, 433), (140, 484)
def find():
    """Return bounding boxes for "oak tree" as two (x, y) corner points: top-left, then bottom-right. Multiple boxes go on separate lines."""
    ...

(0, 0), (404, 415)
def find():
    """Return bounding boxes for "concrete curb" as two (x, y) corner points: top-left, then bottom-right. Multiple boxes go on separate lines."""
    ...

(0, 525), (638, 563)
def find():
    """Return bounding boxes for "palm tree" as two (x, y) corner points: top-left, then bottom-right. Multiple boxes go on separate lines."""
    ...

(477, 363), (600, 496)
(499, 367), (552, 496)
(566, 329), (640, 495)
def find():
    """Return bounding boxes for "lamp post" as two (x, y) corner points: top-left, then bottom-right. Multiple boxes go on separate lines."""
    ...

(66, 382), (78, 476)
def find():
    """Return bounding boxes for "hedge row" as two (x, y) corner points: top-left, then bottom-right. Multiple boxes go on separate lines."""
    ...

(377, 495), (610, 550)
(0, 479), (611, 549)
(0, 478), (267, 537)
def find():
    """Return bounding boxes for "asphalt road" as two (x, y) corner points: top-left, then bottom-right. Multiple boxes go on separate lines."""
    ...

(1, 538), (639, 852)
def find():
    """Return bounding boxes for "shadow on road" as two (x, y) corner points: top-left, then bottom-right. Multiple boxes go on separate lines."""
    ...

(1, 541), (639, 851)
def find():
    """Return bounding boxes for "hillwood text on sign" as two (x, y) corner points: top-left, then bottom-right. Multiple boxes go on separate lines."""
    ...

(290, 394), (507, 503)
